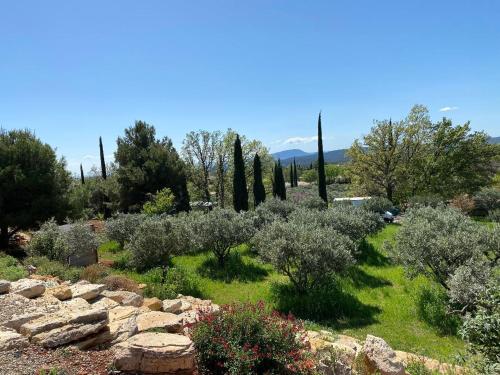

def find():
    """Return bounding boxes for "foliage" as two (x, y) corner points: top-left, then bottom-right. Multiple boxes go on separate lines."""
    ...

(115, 121), (190, 212)
(474, 188), (500, 216)
(257, 198), (295, 221)
(406, 194), (444, 209)
(105, 213), (145, 248)
(300, 164), (347, 185)
(391, 206), (494, 307)
(192, 209), (253, 266)
(102, 275), (140, 293)
(272, 160), (286, 200)
(254, 218), (354, 292)
(361, 196), (394, 214)
(0, 129), (71, 247)
(142, 266), (201, 300)
(317, 113), (327, 203)
(126, 216), (181, 271)
(24, 256), (81, 282)
(450, 194), (475, 215)
(28, 219), (64, 260)
(416, 285), (461, 335)
(489, 209), (500, 223)
(80, 264), (110, 283)
(233, 134), (249, 212)
(460, 282), (500, 372)
(0, 252), (27, 281)
(253, 153), (266, 206)
(190, 302), (314, 375)
(142, 188), (176, 215)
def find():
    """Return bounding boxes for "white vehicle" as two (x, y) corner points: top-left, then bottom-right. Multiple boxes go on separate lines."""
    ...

(383, 211), (394, 223)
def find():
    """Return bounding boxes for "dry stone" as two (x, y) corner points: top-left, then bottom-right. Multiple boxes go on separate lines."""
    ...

(162, 299), (183, 314)
(362, 335), (405, 375)
(109, 306), (140, 323)
(92, 296), (120, 310)
(101, 290), (143, 307)
(136, 311), (183, 333)
(9, 279), (45, 298)
(142, 297), (162, 311)
(0, 327), (29, 351)
(0, 280), (10, 294)
(70, 282), (106, 300)
(113, 332), (195, 374)
(44, 285), (72, 300)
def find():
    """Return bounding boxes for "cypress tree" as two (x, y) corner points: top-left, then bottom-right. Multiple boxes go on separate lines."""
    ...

(317, 112), (328, 202)
(80, 164), (85, 185)
(272, 163), (278, 198)
(276, 160), (286, 200)
(99, 136), (107, 180)
(253, 154), (266, 206)
(232, 134), (248, 212)
(289, 164), (294, 188)
(293, 158), (298, 187)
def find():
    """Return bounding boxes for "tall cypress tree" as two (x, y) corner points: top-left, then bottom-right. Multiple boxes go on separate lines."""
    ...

(293, 158), (298, 187)
(232, 134), (248, 212)
(99, 136), (107, 180)
(80, 164), (85, 185)
(276, 160), (286, 200)
(272, 163), (278, 198)
(317, 112), (328, 202)
(289, 164), (294, 188)
(253, 154), (266, 206)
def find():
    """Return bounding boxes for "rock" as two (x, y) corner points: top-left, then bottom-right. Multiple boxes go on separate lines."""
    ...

(162, 299), (183, 314)
(109, 306), (140, 323)
(33, 320), (109, 348)
(394, 350), (465, 374)
(44, 285), (72, 300)
(61, 297), (91, 311)
(177, 310), (198, 326)
(362, 335), (405, 375)
(9, 279), (46, 298)
(92, 296), (120, 310)
(136, 311), (183, 333)
(142, 297), (162, 311)
(113, 332), (196, 374)
(101, 290), (144, 307)
(75, 315), (138, 350)
(0, 328), (29, 351)
(70, 282), (106, 300)
(0, 280), (10, 294)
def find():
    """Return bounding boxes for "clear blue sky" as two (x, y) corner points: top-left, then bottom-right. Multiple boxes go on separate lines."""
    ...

(1, 1), (499, 173)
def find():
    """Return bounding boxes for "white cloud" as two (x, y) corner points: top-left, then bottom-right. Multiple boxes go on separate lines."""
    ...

(282, 136), (318, 145)
(439, 106), (459, 112)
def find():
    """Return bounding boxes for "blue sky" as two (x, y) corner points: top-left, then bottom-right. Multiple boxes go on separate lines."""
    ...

(1, 1), (499, 174)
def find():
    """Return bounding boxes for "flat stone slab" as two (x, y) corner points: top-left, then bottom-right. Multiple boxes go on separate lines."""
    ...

(9, 279), (46, 298)
(44, 285), (72, 300)
(101, 290), (143, 307)
(0, 328), (29, 351)
(162, 299), (183, 314)
(113, 332), (195, 374)
(142, 297), (162, 311)
(136, 311), (183, 333)
(70, 282), (106, 300)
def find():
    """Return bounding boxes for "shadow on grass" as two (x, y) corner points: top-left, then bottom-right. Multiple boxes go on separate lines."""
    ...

(271, 279), (381, 330)
(357, 239), (390, 267)
(344, 267), (392, 289)
(197, 252), (269, 283)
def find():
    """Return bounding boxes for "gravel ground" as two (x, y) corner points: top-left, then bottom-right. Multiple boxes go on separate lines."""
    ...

(0, 345), (114, 375)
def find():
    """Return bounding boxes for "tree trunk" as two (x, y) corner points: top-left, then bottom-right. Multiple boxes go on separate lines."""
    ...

(0, 224), (10, 249)
(386, 185), (393, 202)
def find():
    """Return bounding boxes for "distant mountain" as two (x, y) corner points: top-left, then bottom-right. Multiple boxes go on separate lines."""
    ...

(488, 136), (500, 144)
(277, 148), (349, 167)
(271, 149), (311, 160)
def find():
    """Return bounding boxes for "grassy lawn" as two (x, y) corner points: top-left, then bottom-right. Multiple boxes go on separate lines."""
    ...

(99, 224), (465, 362)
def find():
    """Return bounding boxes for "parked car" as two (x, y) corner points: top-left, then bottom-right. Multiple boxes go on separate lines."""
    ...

(383, 211), (395, 223)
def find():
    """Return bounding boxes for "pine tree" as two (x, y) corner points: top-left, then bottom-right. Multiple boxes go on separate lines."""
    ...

(232, 134), (248, 212)
(317, 112), (328, 202)
(99, 136), (107, 180)
(293, 158), (298, 187)
(80, 164), (85, 185)
(253, 154), (266, 206)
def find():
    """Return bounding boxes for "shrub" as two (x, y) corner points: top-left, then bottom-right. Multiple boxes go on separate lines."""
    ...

(450, 194), (475, 215)
(254, 218), (354, 293)
(391, 206), (494, 307)
(192, 209), (253, 266)
(102, 275), (140, 293)
(0, 253), (27, 281)
(105, 213), (145, 248)
(28, 219), (64, 260)
(361, 196), (394, 214)
(126, 216), (178, 271)
(142, 187), (176, 215)
(416, 285), (461, 335)
(257, 198), (296, 221)
(190, 302), (314, 375)
(288, 188), (328, 211)
(489, 208), (500, 223)
(407, 194), (443, 209)
(460, 283), (500, 373)
(60, 221), (100, 265)
(24, 256), (81, 282)
(474, 188), (500, 216)
(80, 264), (110, 283)
(142, 267), (201, 299)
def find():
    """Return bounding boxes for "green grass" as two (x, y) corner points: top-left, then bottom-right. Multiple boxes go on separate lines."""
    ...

(98, 224), (466, 362)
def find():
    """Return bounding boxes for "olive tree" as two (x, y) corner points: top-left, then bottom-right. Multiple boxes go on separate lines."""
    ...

(105, 213), (145, 248)
(254, 218), (354, 293)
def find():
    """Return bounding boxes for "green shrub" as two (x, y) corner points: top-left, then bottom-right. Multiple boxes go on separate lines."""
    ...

(489, 208), (500, 223)
(0, 253), (27, 281)
(60, 221), (100, 265)
(24, 256), (81, 282)
(416, 285), (461, 335)
(254, 218), (354, 293)
(361, 196), (394, 214)
(474, 188), (500, 216)
(142, 188), (176, 215)
(407, 194), (443, 209)
(105, 213), (145, 248)
(28, 219), (64, 260)
(190, 302), (315, 375)
(142, 267), (201, 300)
(257, 198), (296, 221)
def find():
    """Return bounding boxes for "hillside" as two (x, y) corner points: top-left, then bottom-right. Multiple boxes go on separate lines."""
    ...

(277, 148), (349, 166)
(271, 149), (311, 160)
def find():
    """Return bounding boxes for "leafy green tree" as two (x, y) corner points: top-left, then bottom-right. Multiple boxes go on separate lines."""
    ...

(142, 188), (176, 215)
(253, 153), (266, 206)
(317, 113), (327, 202)
(232, 135), (248, 212)
(115, 121), (190, 213)
(0, 129), (70, 248)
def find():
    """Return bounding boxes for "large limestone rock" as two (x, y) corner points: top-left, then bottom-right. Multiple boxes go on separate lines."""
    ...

(113, 332), (196, 374)
(142, 297), (162, 311)
(44, 285), (72, 301)
(109, 306), (140, 323)
(92, 296), (120, 310)
(362, 335), (405, 375)
(0, 327), (29, 351)
(136, 311), (183, 333)
(101, 290), (143, 307)
(70, 282), (106, 300)
(162, 299), (183, 314)
(395, 350), (465, 374)
(0, 280), (10, 294)
(9, 279), (46, 298)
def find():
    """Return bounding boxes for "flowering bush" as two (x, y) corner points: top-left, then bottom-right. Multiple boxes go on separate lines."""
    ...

(190, 302), (315, 375)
